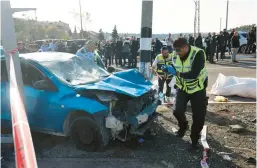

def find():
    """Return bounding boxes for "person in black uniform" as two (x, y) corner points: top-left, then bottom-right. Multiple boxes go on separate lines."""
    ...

(223, 29), (230, 54)
(111, 41), (116, 65)
(195, 33), (203, 49)
(189, 34), (195, 46)
(217, 31), (225, 60)
(130, 37), (139, 68)
(245, 27), (255, 54)
(103, 41), (113, 67)
(69, 41), (78, 54)
(204, 33), (211, 61)
(116, 38), (123, 66)
(162, 38), (208, 149)
(209, 32), (217, 64)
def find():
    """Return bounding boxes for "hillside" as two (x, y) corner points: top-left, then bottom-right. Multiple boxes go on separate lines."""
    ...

(14, 18), (71, 41)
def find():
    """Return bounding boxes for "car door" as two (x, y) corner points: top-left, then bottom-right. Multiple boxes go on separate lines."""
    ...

(20, 61), (61, 132)
(1, 60), (12, 129)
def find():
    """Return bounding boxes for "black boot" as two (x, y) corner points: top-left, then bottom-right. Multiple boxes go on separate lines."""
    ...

(175, 121), (189, 138)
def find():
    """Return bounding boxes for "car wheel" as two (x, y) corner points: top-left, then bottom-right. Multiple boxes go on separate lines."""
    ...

(70, 116), (104, 152)
(239, 44), (246, 53)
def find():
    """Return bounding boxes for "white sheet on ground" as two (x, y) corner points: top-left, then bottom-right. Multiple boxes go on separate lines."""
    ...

(210, 73), (256, 99)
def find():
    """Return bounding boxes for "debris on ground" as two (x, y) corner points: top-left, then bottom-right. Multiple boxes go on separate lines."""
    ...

(221, 155), (232, 161)
(229, 124), (245, 133)
(214, 96), (228, 102)
(156, 105), (170, 113)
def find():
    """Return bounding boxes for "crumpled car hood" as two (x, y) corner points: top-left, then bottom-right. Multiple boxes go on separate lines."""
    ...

(73, 69), (153, 97)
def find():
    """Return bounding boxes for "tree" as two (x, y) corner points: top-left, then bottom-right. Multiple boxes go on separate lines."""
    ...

(99, 29), (105, 41)
(112, 25), (119, 41)
(46, 26), (59, 39)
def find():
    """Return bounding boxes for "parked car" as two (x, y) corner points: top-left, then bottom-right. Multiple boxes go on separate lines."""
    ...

(1, 52), (158, 151)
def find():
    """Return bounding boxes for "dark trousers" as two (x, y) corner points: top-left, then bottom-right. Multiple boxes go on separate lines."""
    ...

(131, 51), (138, 68)
(216, 44), (225, 60)
(173, 89), (207, 144)
(158, 78), (172, 97)
(245, 40), (254, 54)
(122, 52), (129, 65)
(209, 46), (216, 63)
(116, 51), (122, 66)
(104, 56), (111, 67)
(206, 46), (211, 61)
(111, 51), (115, 65)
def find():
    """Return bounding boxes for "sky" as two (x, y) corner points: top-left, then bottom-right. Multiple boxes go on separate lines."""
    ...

(9, 0), (257, 34)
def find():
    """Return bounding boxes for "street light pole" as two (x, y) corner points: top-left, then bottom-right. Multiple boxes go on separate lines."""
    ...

(225, 0), (229, 30)
(139, 0), (153, 79)
(79, 0), (83, 38)
(220, 17), (222, 32)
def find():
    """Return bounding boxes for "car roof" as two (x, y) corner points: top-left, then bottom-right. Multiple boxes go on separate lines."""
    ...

(21, 52), (76, 63)
(1, 52), (76, 63)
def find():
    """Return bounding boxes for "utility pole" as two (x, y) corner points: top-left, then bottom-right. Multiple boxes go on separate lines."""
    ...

(225, 0), (229, 30)
(198, 0), (200, 34)
(193, 0), (200, 37)
(79, 0), (83, 38)
(139, 0), (153, 79)
(220, 17), (222, 32)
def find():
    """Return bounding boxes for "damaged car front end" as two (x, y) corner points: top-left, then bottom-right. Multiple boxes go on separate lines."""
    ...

(73, 68), (159, 145)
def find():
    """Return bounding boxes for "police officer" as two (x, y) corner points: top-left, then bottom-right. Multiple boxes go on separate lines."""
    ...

(162, 38), (208, 149)
(152, 46), (173, 102)
(76, 40), (96, 62)
(204, 33), (212, 61)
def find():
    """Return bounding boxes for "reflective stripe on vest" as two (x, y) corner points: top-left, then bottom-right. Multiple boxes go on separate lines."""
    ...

(156, 54), (173, 79)
(173, 46), (208, 94)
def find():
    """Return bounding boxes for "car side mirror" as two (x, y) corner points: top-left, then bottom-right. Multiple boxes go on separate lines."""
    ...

(107, 66), (115, 73)
(33, 79), (49, 90)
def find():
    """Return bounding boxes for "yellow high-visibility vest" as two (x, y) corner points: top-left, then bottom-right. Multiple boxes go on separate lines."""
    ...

(172, 46), (208, 94)
(156, 53), (174, 79)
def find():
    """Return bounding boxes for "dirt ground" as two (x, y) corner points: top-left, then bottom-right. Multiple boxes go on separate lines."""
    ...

(2, 103), (256, 168)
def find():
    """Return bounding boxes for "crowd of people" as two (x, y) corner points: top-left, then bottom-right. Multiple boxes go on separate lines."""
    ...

(15, 26), (256, 70)
(96, 37), (140, 68)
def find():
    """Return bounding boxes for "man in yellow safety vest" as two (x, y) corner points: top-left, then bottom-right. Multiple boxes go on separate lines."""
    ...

(152, 46), (174, 102)
(162, 38), (208, 149)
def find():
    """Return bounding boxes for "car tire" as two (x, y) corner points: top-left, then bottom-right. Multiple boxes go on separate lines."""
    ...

(239, 44), (246, 53)
(70, 116), (104, 152)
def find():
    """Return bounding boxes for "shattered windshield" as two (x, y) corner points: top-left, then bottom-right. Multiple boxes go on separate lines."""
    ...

(41, 56), (110, 85)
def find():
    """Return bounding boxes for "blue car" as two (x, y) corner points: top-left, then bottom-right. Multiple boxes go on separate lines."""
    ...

(1, 52), (159, 151)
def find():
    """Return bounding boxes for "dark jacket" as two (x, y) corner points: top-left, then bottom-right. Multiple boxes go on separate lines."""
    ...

(195, 36), (203, 48)
(189, 36), (195, 46)
(205, 36), (211, 47)
(155, 40), (163, 53)
(57, 43), (65, 52)
(131, 40), (139, 53)
(211, 35), (217, 48)
(217, 35), (225, 46)
(116, 41), (123, 51)
(70, 42), (78, 54)
(229, 31), (235, 42)
(223, 31), (230, 43)
(231, 36), (240, 48)
(104, 44), (113, 58)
